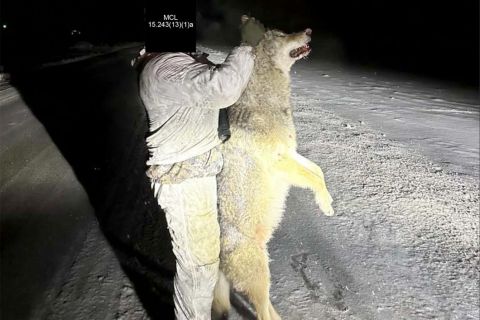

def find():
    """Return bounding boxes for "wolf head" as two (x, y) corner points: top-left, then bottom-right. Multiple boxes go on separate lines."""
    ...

(240, 15), (312, 73)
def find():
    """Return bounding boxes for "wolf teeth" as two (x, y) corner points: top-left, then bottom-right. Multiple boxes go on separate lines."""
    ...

(290, 43), (311, 58)
(290, 43), (310, 58)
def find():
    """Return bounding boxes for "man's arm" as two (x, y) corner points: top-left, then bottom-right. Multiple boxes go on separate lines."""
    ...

(188, 46), (255, 109)
(140, 46), (254, 111)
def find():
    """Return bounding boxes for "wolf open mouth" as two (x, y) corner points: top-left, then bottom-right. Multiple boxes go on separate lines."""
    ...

(290, 43), (311, 58)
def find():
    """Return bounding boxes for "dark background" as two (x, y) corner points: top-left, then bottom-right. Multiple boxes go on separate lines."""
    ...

(144, 0), (196, 52)
(1, 0), (478, 85)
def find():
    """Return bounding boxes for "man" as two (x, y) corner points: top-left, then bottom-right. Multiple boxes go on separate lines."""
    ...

(135, 45), (254, 320)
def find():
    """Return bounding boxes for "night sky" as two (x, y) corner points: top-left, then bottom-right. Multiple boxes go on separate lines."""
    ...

(1, 0), (478, 85)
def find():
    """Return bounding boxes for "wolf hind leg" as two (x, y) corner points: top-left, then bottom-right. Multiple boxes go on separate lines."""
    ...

(212, 270), (231, 319)
(268, 302), (281, 320)
(224, 242), (281, 320)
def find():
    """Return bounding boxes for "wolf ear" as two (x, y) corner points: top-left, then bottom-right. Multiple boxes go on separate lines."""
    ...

(241, 15), (250, 24)
(264, 30), (274, 40)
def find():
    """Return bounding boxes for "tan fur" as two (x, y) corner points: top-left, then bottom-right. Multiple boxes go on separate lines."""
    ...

(214, 16), (334, 320)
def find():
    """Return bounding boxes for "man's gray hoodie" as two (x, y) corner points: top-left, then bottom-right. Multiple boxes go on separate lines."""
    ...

(138, 46), (255, 166)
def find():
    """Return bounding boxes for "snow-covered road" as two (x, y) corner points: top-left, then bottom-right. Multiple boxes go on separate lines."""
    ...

(1, 49), (171, 320)
(294, 63), (479, 177)
(1, 46), (478, 320)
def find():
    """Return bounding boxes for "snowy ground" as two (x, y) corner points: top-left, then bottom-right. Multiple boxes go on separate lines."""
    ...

(1, 45), (478, 320)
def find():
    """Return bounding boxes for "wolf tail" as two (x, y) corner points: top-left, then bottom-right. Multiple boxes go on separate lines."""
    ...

(212, 270), (231, 319)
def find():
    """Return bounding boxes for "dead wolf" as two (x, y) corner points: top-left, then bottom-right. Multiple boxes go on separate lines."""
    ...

(213, 16), (335, 320)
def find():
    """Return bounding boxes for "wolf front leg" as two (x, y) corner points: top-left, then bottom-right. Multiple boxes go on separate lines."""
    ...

(276, 152), (334, 216)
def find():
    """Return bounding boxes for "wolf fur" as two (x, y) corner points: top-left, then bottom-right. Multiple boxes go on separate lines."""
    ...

(213, 16), (334, 320)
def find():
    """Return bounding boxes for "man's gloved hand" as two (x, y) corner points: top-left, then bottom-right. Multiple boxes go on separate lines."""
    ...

(240, 15), (266, 47)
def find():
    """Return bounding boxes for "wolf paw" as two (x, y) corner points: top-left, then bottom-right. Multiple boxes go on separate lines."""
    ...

(316, 193), (334, 216)
(320, 203), (335, 216)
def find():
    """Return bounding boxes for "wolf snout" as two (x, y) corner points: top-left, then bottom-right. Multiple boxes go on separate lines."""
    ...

(305, 28), (312, 36)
